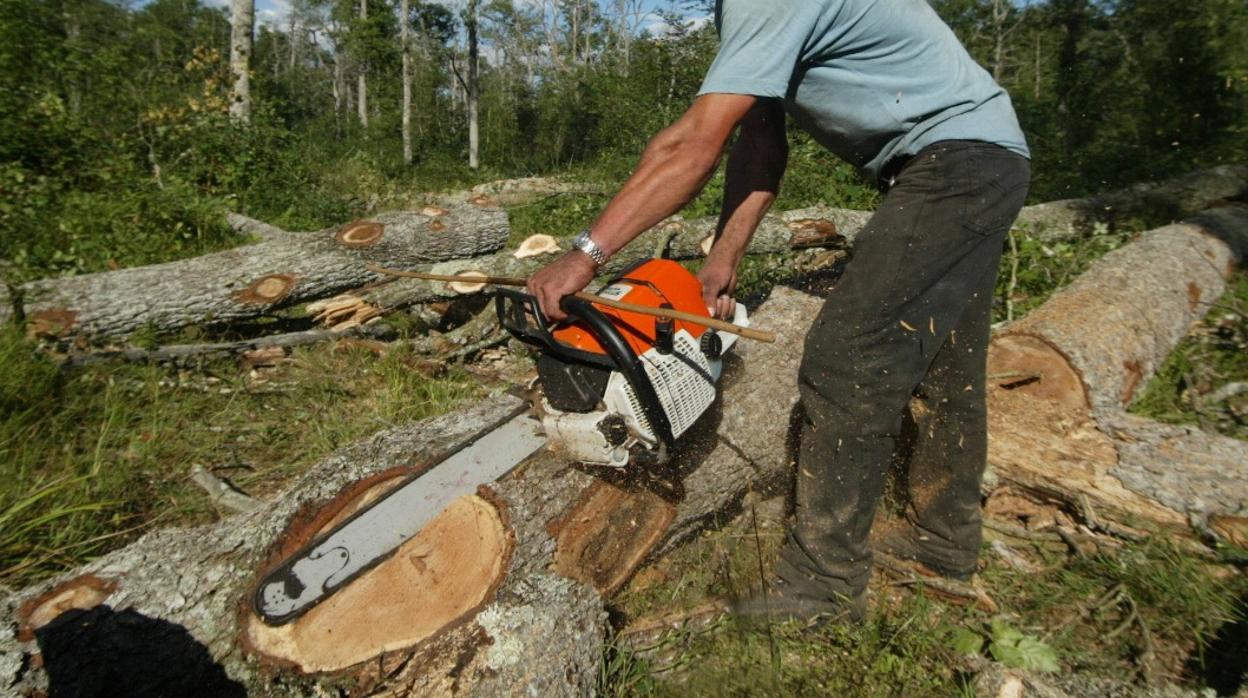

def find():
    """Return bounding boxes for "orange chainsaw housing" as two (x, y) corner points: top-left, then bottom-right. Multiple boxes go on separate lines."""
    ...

(552, 259), (709, 357)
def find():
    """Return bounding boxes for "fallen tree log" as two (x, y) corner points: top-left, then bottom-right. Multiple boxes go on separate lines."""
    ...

(331, 208), (854, 321)
(0, 287), (814, 696)
(2, 204), (509, 341)
(1016, 163), (1248, 239)
(985, 207), (1248, 527)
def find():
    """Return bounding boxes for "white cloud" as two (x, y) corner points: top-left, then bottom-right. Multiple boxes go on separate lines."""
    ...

(256, 0), (292, 27)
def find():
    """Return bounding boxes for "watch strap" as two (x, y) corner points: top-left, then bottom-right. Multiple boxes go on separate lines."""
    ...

(574, 229), (608, 266)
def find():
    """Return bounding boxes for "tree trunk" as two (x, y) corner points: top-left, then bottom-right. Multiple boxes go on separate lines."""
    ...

(228, 0), (254, 123)
(0, 288), (817, 696)
(400, 0), (413, 165)
(466, 0), (480, 170)
(985, 207), (1248, 527)
(1015, 164), (1248, 239)
(3, 205), (509, 341)
(357, 0), (369, 129)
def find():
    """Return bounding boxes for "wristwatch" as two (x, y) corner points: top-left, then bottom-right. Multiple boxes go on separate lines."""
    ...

(572, 228), (608, 267)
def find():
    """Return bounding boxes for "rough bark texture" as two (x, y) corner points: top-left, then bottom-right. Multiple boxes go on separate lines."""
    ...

(1016, 163), (1248, 239)
(228, 0), (254, 122)
(994, 221), (1238, 414)
(986, 207), (1248, 526)
(350, 208), (855, 317)
(4, 205), (508, 340)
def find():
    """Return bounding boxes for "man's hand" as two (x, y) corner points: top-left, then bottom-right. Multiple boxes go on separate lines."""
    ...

(525, 93), (760, 322)
(526, 250), (598, 322)
(698, 258), (738, 319)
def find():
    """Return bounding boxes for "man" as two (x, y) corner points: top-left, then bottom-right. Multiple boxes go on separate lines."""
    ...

(527, 0), (1030, 622)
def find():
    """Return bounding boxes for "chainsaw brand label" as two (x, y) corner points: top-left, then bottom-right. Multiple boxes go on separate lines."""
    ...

(597, 283), (632, 302)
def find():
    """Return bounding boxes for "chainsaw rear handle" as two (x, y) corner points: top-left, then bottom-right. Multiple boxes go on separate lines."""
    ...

(495, 288), (675, 447)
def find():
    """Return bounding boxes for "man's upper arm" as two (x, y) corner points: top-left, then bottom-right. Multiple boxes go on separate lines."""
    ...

(698, 0), (811, 99)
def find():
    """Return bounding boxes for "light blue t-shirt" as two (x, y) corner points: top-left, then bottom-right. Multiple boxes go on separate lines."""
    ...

(698, 0), (1031, 181)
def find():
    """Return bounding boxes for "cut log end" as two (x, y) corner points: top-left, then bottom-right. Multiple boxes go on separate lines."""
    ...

(448, 270), (489, 295)
(786, 218), (842, 248)
(17, 575), (118, 642)
(236, 274), (297, 305)
(987, 334), (1087, 410)
(514, 234), (561, 259)
(551, 481), (677, 596)
(243, 484), (513, 674)
(335, 221), (385, 248)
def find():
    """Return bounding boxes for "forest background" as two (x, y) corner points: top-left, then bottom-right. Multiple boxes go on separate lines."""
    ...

(2, 0), (1247, 285)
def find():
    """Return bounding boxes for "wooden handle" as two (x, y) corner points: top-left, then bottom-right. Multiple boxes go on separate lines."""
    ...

(365, 264), (776, 343)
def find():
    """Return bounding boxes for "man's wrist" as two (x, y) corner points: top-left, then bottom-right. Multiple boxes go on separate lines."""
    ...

(572, 228), (609, 267)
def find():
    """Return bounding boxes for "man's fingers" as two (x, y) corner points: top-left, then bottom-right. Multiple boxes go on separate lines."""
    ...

(714, 294), (736, 320)
(540, 288), (566, 322)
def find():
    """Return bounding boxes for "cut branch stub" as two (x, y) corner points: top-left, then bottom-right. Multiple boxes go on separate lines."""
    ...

(17, 575), (118, 642)
(26, 308), (77, 338)
(243, 475), (513, 674)
(335, 221), (385, 248)
(235, 274), (298, 305)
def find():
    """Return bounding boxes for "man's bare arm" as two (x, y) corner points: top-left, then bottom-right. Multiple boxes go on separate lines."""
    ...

(699, 99), (788, 317)
(527, 93), (758, 320)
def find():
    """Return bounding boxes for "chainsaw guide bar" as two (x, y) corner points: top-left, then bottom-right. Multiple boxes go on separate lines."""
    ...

(253, 406), (546, 625)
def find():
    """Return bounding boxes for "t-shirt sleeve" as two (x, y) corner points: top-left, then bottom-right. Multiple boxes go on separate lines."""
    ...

(698, 0), (811, 99)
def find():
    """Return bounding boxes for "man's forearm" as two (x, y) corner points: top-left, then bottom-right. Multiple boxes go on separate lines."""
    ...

(707, 101), (788, 269)
(580, 94), (759, 259)
(588, 134), (722, 257)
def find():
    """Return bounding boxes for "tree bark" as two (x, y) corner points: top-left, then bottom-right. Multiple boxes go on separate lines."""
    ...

(332, 207), (854, 321)
(0, 288), (815, 696)
(985, 207), (1248, 527)
(1015, 163), (1248, 239)
(3, 205), (509, 341)
(357, 0), (369, 128)
(228, 0), (255, 123)
(466, 0), (481, 170)
(400, 0), (413, 165)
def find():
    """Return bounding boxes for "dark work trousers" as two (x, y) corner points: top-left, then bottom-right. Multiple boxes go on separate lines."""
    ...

(775, 140), (1031, 598)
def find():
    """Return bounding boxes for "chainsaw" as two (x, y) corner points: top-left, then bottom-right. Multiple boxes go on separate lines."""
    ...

(253, 259), (747, 624)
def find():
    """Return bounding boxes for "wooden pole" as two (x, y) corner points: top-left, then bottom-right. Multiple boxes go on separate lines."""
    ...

(365, 264), (777, 343)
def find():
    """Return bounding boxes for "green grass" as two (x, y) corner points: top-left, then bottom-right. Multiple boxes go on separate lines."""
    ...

(1132, 272), (1248, 439)
(0, 329), (482, 586)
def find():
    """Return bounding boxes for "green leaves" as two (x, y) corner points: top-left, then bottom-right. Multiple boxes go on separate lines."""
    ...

(988, 620), (1061, 673)
(948, 625), (985, 657)
(943, 620), (1060, 673)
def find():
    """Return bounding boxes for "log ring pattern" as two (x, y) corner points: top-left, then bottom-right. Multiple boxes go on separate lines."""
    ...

(335, 221), (385, 248)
